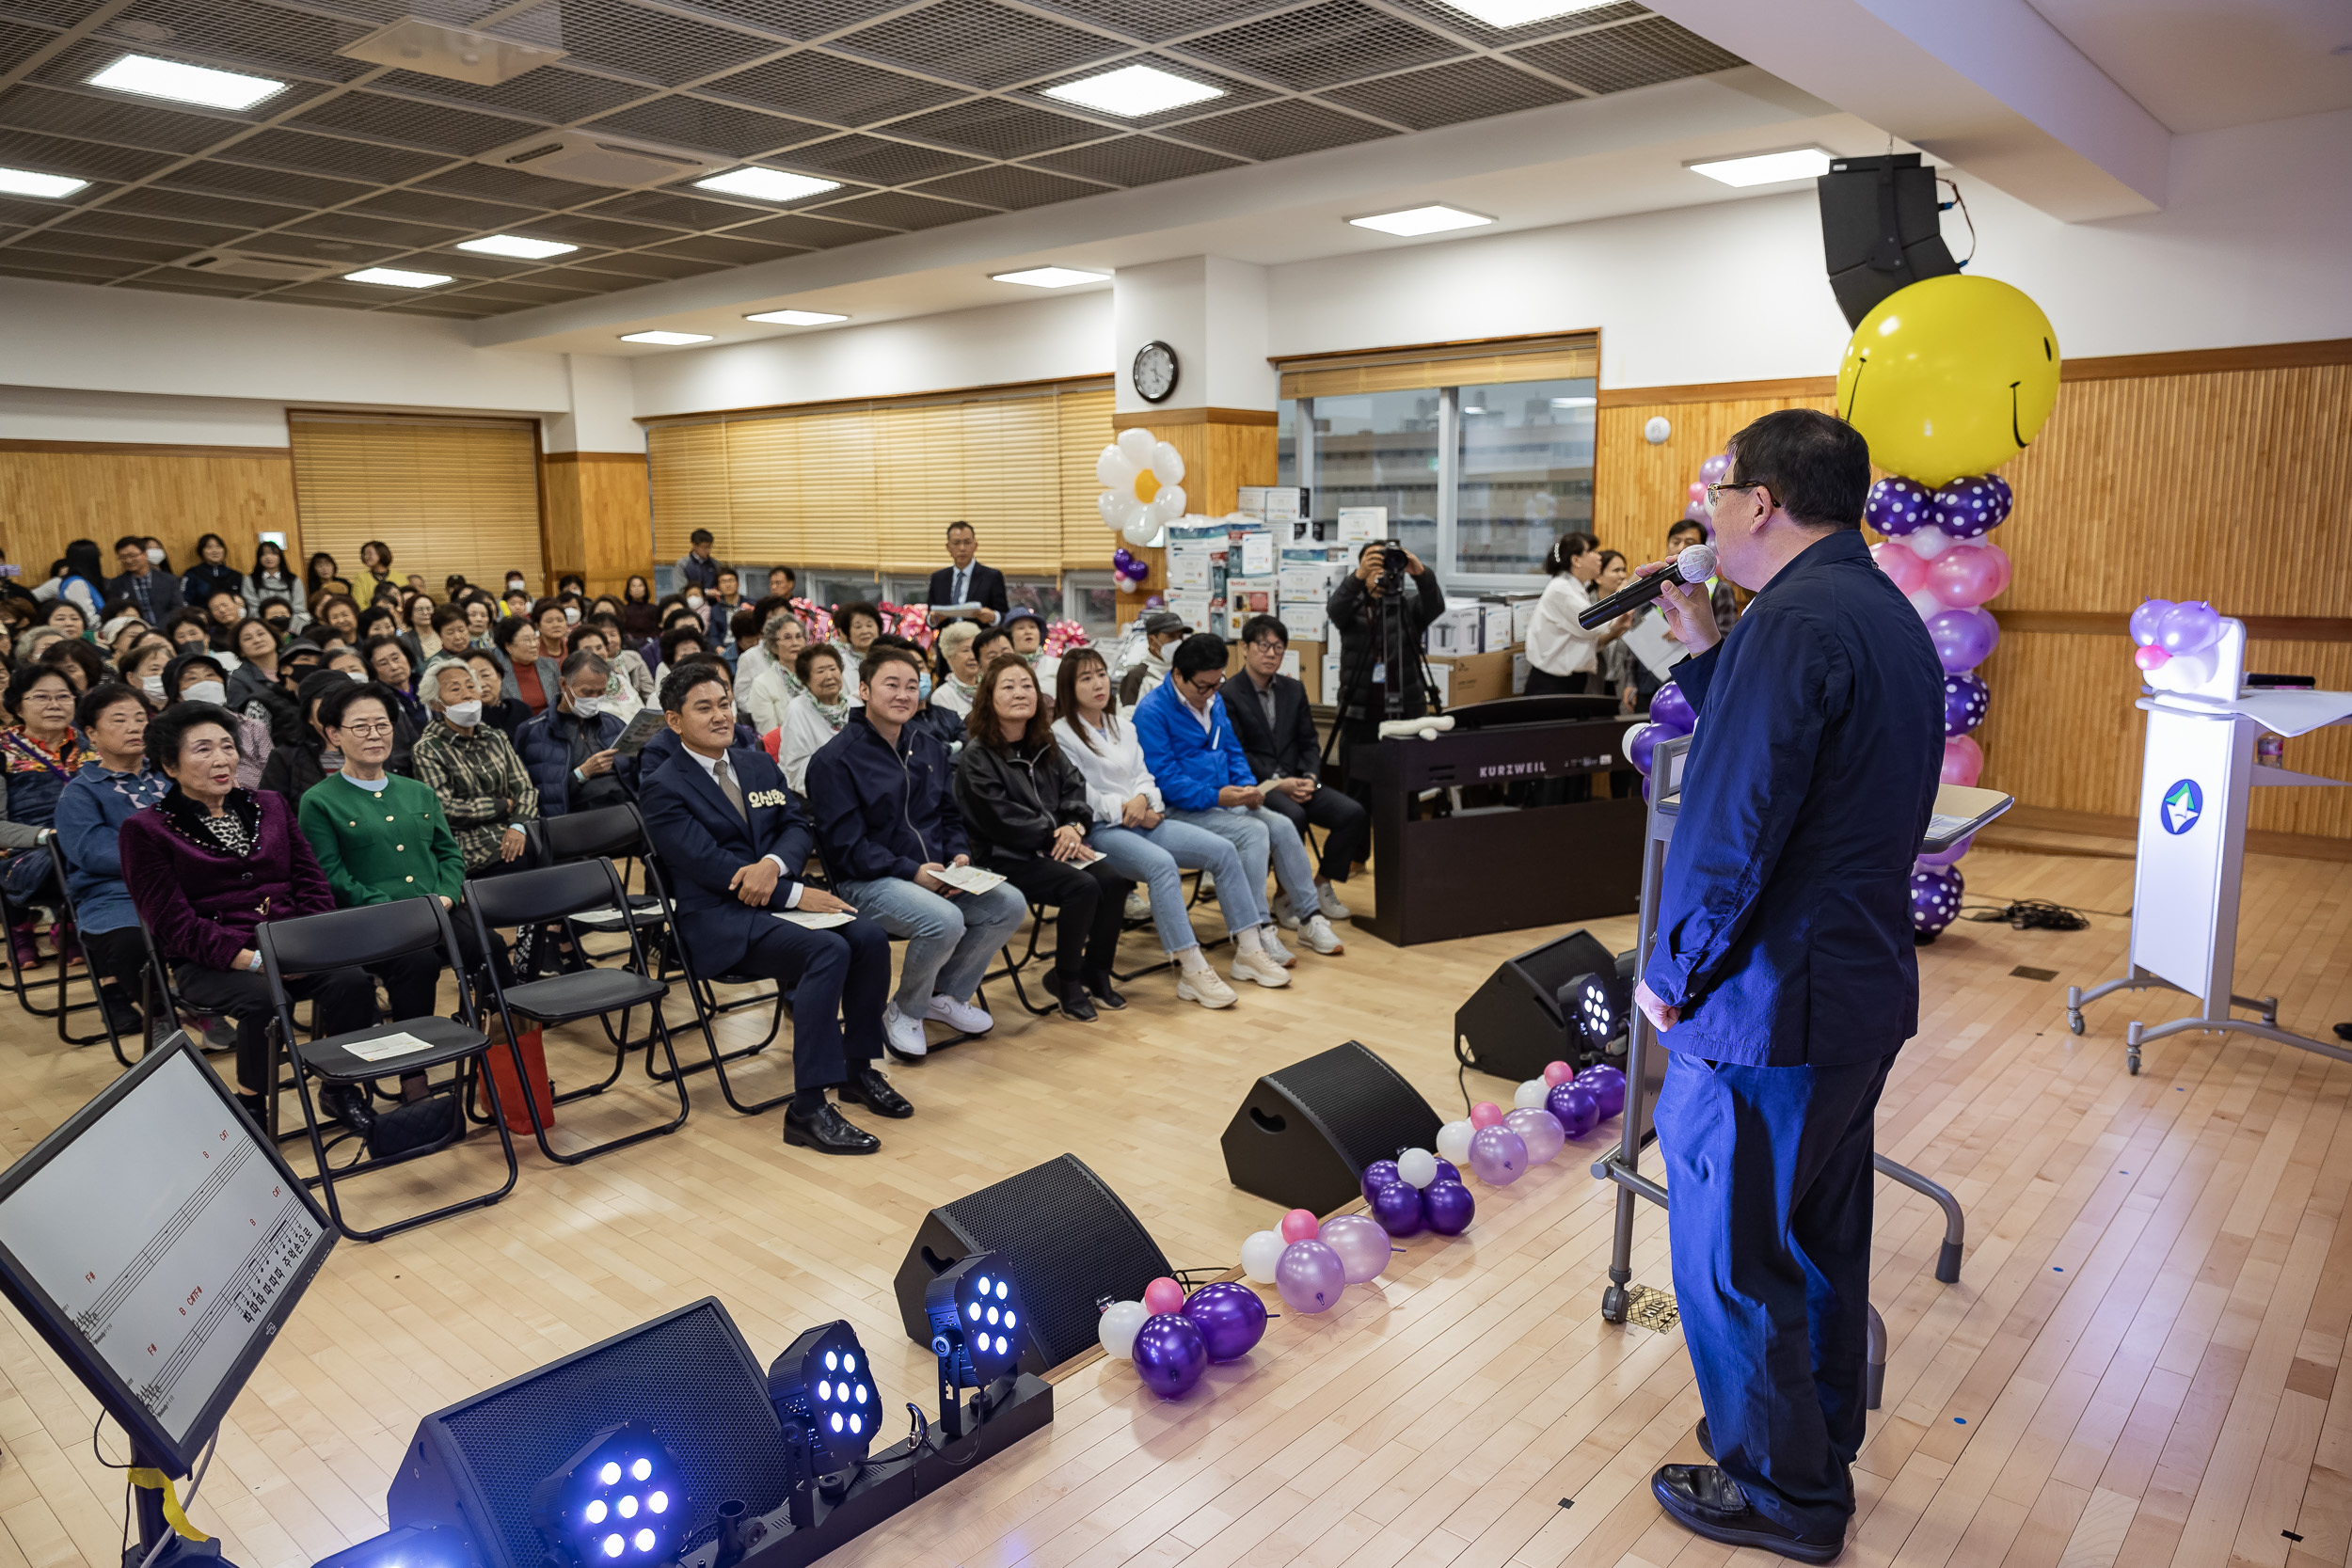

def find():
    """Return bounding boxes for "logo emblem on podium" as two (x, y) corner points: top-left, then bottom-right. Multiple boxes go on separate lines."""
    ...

(2160, 778), (2203, 835)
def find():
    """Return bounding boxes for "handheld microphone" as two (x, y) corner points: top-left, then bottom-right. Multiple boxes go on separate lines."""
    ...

(1577, 543), (1716, 629)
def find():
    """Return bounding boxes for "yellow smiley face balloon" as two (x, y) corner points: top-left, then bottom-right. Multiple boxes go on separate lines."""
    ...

(1836, 275), (2060, 486)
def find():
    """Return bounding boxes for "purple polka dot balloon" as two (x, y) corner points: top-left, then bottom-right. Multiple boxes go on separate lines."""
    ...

(1866, 477), (1933, 537)
(1945, 672), (1990, 736)
(1930, 475), (2011, 540)
(1911, 863), (1964, 937)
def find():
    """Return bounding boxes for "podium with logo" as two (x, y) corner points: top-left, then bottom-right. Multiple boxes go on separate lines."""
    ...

(2067, 617), (2352, 1074)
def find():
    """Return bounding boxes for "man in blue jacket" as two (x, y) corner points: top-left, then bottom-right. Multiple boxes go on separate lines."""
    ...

(637, 662), (910, 1155)
(1133, 633), (1341, 969)
(516, 649), (628, 819)
(1634, 410), (1944, 1562)
(805, 646), (1025, 1059)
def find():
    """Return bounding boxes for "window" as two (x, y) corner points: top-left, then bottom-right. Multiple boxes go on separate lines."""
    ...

(1062, 571), (1119, 643)
(1455, 380), (1596, 577)
(1005, 576), (1061, 621)
(289, 414), (543, 591)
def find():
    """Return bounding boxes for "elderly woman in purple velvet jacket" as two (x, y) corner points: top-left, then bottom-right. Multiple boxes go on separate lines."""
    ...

(119, 700), (376, 1117)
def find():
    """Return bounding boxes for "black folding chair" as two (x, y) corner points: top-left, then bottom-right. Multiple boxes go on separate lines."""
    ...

(1111, 864), (1234, 984)
(43, 837), (130, 1060)
(637, 845), (797, 1116)
(465, 857), (691, 1164)
(138, 911), (319, 1145)
(983, 895), (1061, 1019)
(259, 898), (518, 1242)
(1, 847), (89, 1022)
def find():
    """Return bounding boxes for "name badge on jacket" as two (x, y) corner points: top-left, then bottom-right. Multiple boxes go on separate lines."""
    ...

(746, 788), (790, 809)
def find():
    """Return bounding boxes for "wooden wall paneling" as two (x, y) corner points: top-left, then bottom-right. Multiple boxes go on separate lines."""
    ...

(0, 445), (302, 589)
(1104, 411), (1278, 626)
(540, 451), (651, 598)
(1591, 391), (1835, 554)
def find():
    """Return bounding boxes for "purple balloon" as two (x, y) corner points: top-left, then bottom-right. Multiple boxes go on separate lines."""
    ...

(1865, 477), (1933, 537)
(1131, 1312), (1209, 1397)
(1628, 722), (1661, 777)
(1698, 452), (1732, 485)
(1422, 1180), (1475, 1235)
(1927, 607), (1999, 673)
(1370, 1180), (1424, 1237)
(1360, 1159), (1401, 1205)
(1682, 500), (1710, 525)
(1930, 475), (2010, 540)
(1547, 1081), (1598, 1138)
(1912, 863), (1964, 937)
(1945, 672), (1990, 736)
(2155, 600), (2222, 656)
(1113, 547), (1133, 568)
(1468, 1124), (1527, 1185)
(2128, 598), (2173, 646)
(1275, 1239), (1347, 1313)
(1576, 1064), (1627, 1119)
(1179, 1281), (1267, 1362)
(1648, 681), (1695, 736)
(1916, 833), (1973, 870)
(1431, 1158), (1460, 1186)
(1506, 1106), (1565, 1164)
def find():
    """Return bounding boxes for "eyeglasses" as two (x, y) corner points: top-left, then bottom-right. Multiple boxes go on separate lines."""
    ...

(1245, 640), (1284, 654)
(1705, 478), (1775, 508)
(339, 721), (394, 738)
(1184, 673), (1223, 694)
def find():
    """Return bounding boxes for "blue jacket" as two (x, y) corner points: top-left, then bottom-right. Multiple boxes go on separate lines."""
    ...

(1132, 678), (1253, 812)
(1644, 528), (1945, 1066)
(516, 705), (627, 819)
(54, 762), (170, 933)
(805, 709), (966, 884)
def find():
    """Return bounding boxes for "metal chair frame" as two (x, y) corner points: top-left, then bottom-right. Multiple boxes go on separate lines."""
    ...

(1, 846), (92, 1022)
(42, 837), (129, 1057)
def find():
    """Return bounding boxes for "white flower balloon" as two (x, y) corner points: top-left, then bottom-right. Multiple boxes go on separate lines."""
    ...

(1151, 441), (1185, 484)
(1117, 426), (1157, 465)
(1096, 444), (1137, 490)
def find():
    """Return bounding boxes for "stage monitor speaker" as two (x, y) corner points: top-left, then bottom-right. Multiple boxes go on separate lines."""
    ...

(893, 1153), (1169, 1374)
(388, 1299), (792, 1568)
(1220, 1040), (1444, 1217)
(1819, 152), (1959, 328)
(1454, 928), (1617, 1085)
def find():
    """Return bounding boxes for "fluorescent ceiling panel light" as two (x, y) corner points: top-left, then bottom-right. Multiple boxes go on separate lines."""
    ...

(457, 233), (577, 260)
(620, 330), (712, 344)
(745, 309), (849, 325)
(1041, 64), (1223, 118)
(1686, 148), (1834, 187)
(1550, 395), (1596, 407)
(693, 166), (838, 202)
(1348, 204), (1492, 237)
(991, 266), (1107, 289)
(1435, 0), (1614, 24)
(88, 53), (284, 110)
(345, 265), (452, 288)
(0, 166), (87, 198)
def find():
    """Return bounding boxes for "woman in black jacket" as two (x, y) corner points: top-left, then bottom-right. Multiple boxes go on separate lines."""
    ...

(952, 656), (1132, 1022)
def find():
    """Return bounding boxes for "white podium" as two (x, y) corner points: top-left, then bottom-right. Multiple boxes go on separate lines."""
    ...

(2066, 618), (2352, 1075)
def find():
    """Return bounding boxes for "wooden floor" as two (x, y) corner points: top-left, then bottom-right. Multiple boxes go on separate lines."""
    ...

(5, 846), (2352, 1568)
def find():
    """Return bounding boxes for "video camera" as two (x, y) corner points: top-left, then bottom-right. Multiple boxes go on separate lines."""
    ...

(1373, 539), (1409, 595)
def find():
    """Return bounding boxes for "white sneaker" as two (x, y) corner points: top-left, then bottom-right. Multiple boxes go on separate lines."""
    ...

(1317, 882), (1352, 921)
(1299, 914), (1345, 956)
(1176, 966), (1238, 1008)
(1260, 927), (1297, 968)
(1230, 948), (1292, 989)
(926, 992), (993, 1036)
(1273, 894), (1301, 931)
(1123, 888), (1151, 922)
(1198, 870), (1216, 900)
(882, 1002), (928, 1057)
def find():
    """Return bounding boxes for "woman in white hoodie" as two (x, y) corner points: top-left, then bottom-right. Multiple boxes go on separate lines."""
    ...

(1050, 647), (1284, 1009)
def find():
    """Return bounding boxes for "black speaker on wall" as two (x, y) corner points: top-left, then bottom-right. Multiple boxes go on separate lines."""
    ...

(1221, 1040), (1444, 1217)
(892, 1153), (1170, 1375)
(388, 1299), (793, 1568)
(1818, 151), (1960, 328)
(1454, 928), (1618, 1085)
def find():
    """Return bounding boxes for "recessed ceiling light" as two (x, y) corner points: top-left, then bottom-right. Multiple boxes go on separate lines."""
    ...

(457, 233), (578, 260)
(745, 309), (850, 325)
(693, 166), (839, 202)
(345, 266), (452, 288)
(87, 53), (284, 110)
(1041, 63), (1224, 118)
(1434, 0), (1614, 25)
(1348, 204), (1493, 237)
(0, 166), (87, 199)
(1686, 148), (1835, 187)
(620, 330), (713, 345)
(991, 266), (1108, 289)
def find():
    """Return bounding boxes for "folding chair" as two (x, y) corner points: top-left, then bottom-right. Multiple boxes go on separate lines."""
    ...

(1111, 863), (1235, 985)
(638, 845), (797, 1115)
(43, 837), (129, 1060)
(139, 910), (315, 1143)
(1, 848), (89, 1022)
(260, 897), (518, 1242)
(466, 857), (691, 1164)
(983, 895), (1061, 1019)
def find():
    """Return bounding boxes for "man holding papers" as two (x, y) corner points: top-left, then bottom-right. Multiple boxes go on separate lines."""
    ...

(926, 521), (1008, 626)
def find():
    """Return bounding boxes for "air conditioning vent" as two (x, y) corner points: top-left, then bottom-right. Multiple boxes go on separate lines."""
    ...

(177, 250), (337, 282)
(338, 15), (567, 86)
(475, 130), (728, 190)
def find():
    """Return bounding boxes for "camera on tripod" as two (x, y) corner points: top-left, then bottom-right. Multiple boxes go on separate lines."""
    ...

(1374, 540), (1408, 594)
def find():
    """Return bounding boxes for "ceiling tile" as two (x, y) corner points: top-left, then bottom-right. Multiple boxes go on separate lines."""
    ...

(1171, 98), (1391, 158)
(223, 229), (396, 262)
(52, 207), (251, 248)
(722, 209), (892, 247)
(415, 160), (612, 209)
(910, 161), (1105, 208)
(119, 272), (277, 298)
(285, 209), (466, 248)
(661, 0), (905, 40)
(222, 125), (453, 183)
(701, 48), (964, 126)
(0, 17), (56, 74)
(1380, 0), (1647, 47)
(584, 186), (784, 229)
(1023, 0), (1291, 44)
(568, 246), (732, 279)
(886, 97), (1106, 158)
(530, 262), (666, 293)
(272, 277), (436, 305)
(583, 95), (827, 157)
(808, 186), (988, 230)
(1178, 0), (1463, 91)
(507, 0), (781, 87)
(0, 125), (176, 181)
(642, 231), (803, 263)
(1508, 15), (1742, 94)
(0, 246), (151, 278)
(13, 228), (190, 263)
(520, 210), (692, 248)
(1320, 55), (1581, 128)
(354, 187), (543, 231)
(1027, 133), (1242, 184)
(367, 65), (651, 125)
(108, 184), (308, 227)
(833, 0), (1126, 90)
(155, 158), (375, 207)
(92, 0), (377, 84)
(0, 84), (257, 155)
(288, 89), (539, 157)
(772, 131), (982, 184)
(0, 190), (111, 227)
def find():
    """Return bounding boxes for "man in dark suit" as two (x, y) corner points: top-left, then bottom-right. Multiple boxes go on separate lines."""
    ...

(637, 662), (912, 1154)
(926, 521), (1007, 627)
(1225, 613), (1368, 922)
(105, 534), (184, 625)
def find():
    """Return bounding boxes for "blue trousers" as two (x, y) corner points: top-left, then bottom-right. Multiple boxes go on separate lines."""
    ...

(1654, 1049), (1893, 1541)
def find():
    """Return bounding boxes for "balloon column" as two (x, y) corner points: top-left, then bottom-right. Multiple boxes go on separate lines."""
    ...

(1096, 430), (1187, 549)
(1838, 273), (2060, 939)
(2128, 598), (2226, 689)
(1623, 676), (1695, 797)
(1108, 546), (1152, 594)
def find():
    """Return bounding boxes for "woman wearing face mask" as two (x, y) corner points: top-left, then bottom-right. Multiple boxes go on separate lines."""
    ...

(183, 533), (244, 610)
(163, 651), (271, 789)
(1, 662), (91, 970)
(245, 539), (308, 627)
(775, 644), (850, 795)
(564, 627), (642, 721)
(166, 609), (222, 663)
(412, 656), (539, 877)
(743, 611), (810, 737)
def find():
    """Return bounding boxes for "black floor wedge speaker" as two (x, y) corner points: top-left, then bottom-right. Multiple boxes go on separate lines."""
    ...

(893, 1153), (1170, 1374)
(1454, 927), (1617, 1085)
(1220, 1040), (1443, 1216)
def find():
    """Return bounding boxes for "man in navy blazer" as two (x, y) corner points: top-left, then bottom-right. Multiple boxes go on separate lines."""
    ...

(637, 662), (911, 1154)
(925, 521), (1008, 627)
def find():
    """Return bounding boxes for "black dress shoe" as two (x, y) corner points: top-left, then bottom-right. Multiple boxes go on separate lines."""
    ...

(1651, 1465), (1843, 1564)
(785, 1102), (881, 1154)
(1082, 969), (1127, 1010)
(1056, 977), (1097, 1022)
(1693, 1422), (1854, 1513)
(323, 1083), (376, 1135)
(839, 1069), (913, 1119)
(2336, 1022), (2352, 1042)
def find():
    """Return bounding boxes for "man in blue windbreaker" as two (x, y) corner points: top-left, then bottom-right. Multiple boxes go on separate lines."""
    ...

(1634, 409), (1945, 1562)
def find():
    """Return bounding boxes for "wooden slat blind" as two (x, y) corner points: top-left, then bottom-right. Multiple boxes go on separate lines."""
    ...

(289, 415), (542, 590)
(648, 421), (732, 563)
(1279, 335), (1598, 399)
(1059, 386), (1115, 565)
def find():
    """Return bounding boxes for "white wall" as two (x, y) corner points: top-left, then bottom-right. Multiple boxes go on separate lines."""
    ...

(0, 386), (291, 447)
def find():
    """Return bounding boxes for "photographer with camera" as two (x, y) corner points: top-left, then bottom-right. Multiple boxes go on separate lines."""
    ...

(1326, 539), (1445, 797)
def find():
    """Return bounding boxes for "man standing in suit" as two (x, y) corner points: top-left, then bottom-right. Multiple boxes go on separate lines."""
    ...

(1225, 614), (1367, 923)
(106, 534), (184, 625)
(638, 662), (912, 1155)
(927, 521), (1007, 627)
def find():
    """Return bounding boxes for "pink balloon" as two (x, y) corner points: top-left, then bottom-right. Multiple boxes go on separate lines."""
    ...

(1542, 1060), (1574, 1087)
(1143, 1275), (1184, 1316)
(1872, 541), (1928, 595)
(1279, 1209), (1319, 1243)
(1927, 544), (2011, 610)
(2134, 644), (2171, 671)
(1470, 1101), (1505, 1130)
(1941, 734), (1983, 787)
(1686, 481), (1708, 505)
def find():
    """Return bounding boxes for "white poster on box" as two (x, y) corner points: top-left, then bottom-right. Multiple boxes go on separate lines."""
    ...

(1236, 485), (1267, 517)
(1425, 663), (1451, 705)
(1262, 487), (1303, 521)
(1510, 595), (1542, 644)
(1337, 506), (1386, 544)
(1513, 652), (1530, 695)
(1322, 651), (1342, 694)
(1238, 531), (1275, 576)
(1482, 605), (1515, 650)
(1287, 608), (1328, 644)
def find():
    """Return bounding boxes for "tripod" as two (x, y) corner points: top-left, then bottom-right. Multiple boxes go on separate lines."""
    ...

(1320, 559), (1443, 775)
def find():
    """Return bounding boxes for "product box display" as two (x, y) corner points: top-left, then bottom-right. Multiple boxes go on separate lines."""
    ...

(1236, 485), (1307, 522)
(1336, 506), (1387, 544)
(1426, 648), (1515, 706)
(1509, 594), (1544, 646)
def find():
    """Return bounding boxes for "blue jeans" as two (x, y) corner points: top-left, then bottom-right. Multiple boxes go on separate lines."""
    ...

(1166, 804), (1321, 926)
(1089, 818), (1250, 954)
(835, 877), (1027, 1012)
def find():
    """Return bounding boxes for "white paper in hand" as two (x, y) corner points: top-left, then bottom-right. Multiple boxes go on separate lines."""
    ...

(1623, 611), (1686, 681)
(775, 910), (857, 929)
(934, 863), (1007, 895)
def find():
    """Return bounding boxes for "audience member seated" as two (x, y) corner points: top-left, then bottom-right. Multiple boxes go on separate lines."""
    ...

(225, 618), (283, 705)
(624, 654), (754, 793)
(638, 663), (909, 1154)
(533, 599), (575, 663)
(1135, 632), (1344, 960)
(1223, 614), (1367, 924)
(517, 651), (628, 819)
(564, 625), (643, 722)
(179, 533), (242, 611)
(2, 662), (90, 969)
(954, 657), (1133, 1022)
(314, 593), (363, 647)
(246, 540), (307, 626)
(166, 609), (217, 662)
(54, 682), (167, 1036)
(40, 638), (106, 694)
(120, 701), (376, 1118)
(362, 635), (426, 725)
(725, 606), (763, 673)
(463, 649), (532, 738)
(200, 590), (246, 653)
(1000, 609), (1059, 698)
(162, 651), (270, 790)
(620, 575), (660, 643)
(493, 616), (560, 719)
(599, 612), (656, 703)
(657, 623), (709, 691)
(1119, 611), (1188, 707)
(428, 604), (473, 661)
(261, 669), (373, 805)
(742, 611), (808, 737)
(806, 646), (1025, 1060)
(412, 657), (538, 880)
(119, 637), (172, 714)
(777, 643), (850, 794)
(732, 597), (789, 689)
(834, 603), (884, 664)
(931, 622), (981, 719)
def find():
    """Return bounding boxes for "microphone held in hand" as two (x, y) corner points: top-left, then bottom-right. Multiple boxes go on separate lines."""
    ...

(1577, 544), (1717, 629)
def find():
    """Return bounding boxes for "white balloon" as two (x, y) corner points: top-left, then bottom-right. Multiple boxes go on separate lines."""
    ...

(1097, 489), (1128, 528)
(1151, 441), (1185, 484)
(1096, 446), (1138, 490)
(1098, 1300), (1149, 1359)
(1117, 574), (1139, 593)
(1396, 1148), (1438, 1188)
(1514, 1078), (1550, 1111)
(1239, 1228), (1285, 1284)
(1122, 517), (1161, 548)
(1906, 587), (1945, 619)
(1117, 427), (1157, 465)
(1436, 1119), (1473, 1164)
(1150, 483), (1186, 521)
(1905, 523), (1955, 560)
